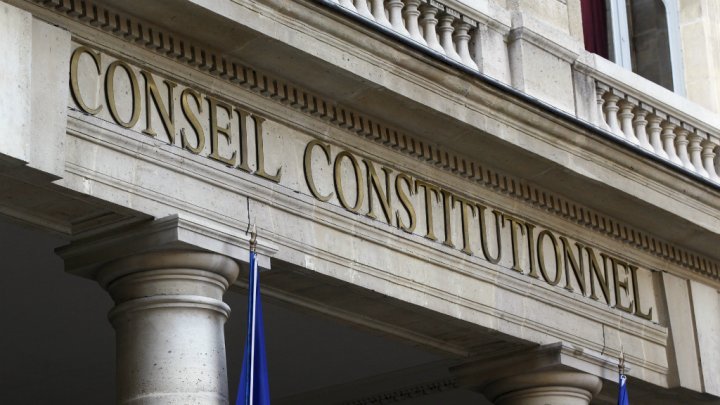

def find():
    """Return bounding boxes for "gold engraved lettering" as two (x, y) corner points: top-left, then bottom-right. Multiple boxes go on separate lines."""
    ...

(537, 230), (562, 286)
(415, 179), (441, 241)
(395, 173), (417, 233)
(71, 41), (668, 321)
(180, 88), (205, 154)
(441, 190), (455, 248)
(334, 151), (364, 213)
(140, 70), (176, 142)
(235, 108), (252, 173)
(304, 140), (333, 202)
(477, 205), (502, 264)
(105, 60), (140, 128)
(503, 214), (526, 273)
(629, 265), (653, 320)
(587, 247), (610, 303)
(69, 46), (103, 115)
(561, 237), (586, 295)
(206, 96), (236, 166)
(525, 223), (538, 278)
(364, 159), (393, 224)
(294, 139), (655, 318)
(253, 116), (282, 183)
(454, 195), (477, 255)
(608, 255), (634, 313)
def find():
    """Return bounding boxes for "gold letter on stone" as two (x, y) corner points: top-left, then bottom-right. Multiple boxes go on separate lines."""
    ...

(253, 116), (282, 183)
(105, 60), (141, 128)
(180, 88), (205, 154)
(561, 237), (586, 295)
(207, 96), (237, 166)
(141, 70), (177, 143)
(334, 151), (364, 213)
(609, 256), (634, 314)
(588, 247), (610, 304)
(69, 46), (103, 115)
(304, 140), (333, 202)
(629, 264), (653, 320)
(235, 108), (252, 173)
(364, 159), (393, 224)
(395, 173), (417, 233)
(503, 214), (526, 272)
(454, 195), (477, 255)
(415, 179), (441, 241)
(477, 205), (502, 264)
(537, 230), (562, 286)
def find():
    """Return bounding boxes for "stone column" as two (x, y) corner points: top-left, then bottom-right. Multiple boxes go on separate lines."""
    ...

(101, 250), (239, 404)
(57, 215), (275, 405)
(451, 344), (604, 405)
(483, 370), (602, 405)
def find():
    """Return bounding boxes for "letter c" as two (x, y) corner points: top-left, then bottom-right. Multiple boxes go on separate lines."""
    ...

(304, 140), (333, 202)
(69, 46), (103, 115)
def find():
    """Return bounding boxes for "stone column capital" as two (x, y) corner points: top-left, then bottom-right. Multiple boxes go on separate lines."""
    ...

(99, 250), (239, 316)
(57, 214), (278, 281)
(451, 344), (604, 405)
(483, 370), (602, 405)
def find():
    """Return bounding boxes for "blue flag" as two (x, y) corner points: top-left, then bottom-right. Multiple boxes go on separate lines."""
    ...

(236, 250), (271, 405)
(617, 374), (629, 405)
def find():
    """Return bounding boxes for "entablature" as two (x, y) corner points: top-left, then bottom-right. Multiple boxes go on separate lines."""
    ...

(13, 0), (720, 286)
(2, 0), (720, 397)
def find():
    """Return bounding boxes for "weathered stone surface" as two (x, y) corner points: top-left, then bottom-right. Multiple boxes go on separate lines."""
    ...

(1, 0), (720, 403)
(0, 3), (69, 177)
(690, 280), (720, 396)
(0, 2), (32, 166)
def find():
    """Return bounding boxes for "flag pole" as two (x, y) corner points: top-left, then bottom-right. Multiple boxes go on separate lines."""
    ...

(237, 223), (270, 405)
(617, 346), (629, 405)
(245, 225), (258, 405)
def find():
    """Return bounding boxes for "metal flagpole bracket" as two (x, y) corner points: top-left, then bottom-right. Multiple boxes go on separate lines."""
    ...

(249, 223), (257, 252)
(618, 346), (625, 375)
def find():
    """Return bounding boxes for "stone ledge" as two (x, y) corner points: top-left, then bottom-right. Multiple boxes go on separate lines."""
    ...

(57, 214), (278, 278)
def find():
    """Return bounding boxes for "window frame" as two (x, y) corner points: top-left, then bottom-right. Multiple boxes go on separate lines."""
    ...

(606, 0), (685, 94)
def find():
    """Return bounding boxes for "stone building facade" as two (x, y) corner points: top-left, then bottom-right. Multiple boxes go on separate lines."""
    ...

(1, 0), (719, 403)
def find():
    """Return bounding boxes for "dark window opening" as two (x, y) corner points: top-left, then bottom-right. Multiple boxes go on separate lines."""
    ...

(627, 0), (674, 90)
(580, 0), (675, 91)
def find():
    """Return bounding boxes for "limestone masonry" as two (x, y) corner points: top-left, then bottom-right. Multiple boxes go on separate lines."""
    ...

(1, 0), (719, 404)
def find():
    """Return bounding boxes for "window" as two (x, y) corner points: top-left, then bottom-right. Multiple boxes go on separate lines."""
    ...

(581, 0), (609, 59)
(580, 0), (685, 94)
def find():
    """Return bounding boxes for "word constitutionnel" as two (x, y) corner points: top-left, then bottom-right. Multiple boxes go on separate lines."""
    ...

(304, 140), (653, 320)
